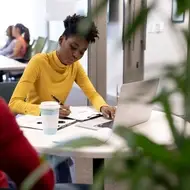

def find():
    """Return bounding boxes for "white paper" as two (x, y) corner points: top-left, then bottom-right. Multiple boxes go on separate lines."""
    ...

(16, 115), (76, 130)
(67, 107), (102, 121)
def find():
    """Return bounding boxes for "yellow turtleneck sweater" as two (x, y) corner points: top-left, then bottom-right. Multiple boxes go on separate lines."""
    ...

(9, 51), (107, 115)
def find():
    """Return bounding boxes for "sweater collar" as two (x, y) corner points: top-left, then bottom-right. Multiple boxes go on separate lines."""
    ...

(52, 50), (68, 69)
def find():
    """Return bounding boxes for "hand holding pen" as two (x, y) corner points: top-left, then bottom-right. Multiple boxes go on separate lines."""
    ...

(52, 95), (71, 118)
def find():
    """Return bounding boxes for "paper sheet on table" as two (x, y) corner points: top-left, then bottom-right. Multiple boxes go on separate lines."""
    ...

(16, 115), (76, 130)
(67, 107), (102, 121)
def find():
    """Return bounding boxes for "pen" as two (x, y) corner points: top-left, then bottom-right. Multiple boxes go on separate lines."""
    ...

(51, 95), (68, 112)
(51, 95), (63, 105)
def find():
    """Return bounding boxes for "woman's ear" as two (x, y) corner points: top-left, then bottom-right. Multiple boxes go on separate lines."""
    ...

(59, 36), (65, 46)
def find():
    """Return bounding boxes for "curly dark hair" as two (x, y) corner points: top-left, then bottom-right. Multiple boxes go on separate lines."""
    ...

(61, 14), (99, 43)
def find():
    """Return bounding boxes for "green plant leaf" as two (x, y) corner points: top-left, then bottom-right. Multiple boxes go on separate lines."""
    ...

(151, 89), (183, 148)
(91, 164), (105, 190)
(20, 161), (50, 190)
(176, 0), (190, 14)
(123, 3), (155, 42)
(184, 31), (190, 124)
(54, 137), (106, 149)
(21, 137), (105, 190)
(115, 127), (178, 171)
(77, 0), (108, 35)
(90, 0), (108, 18)
(179, 174), (190, 190)
(92, 151), (134, 190)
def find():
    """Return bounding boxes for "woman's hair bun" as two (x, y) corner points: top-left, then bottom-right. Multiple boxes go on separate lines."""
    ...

(63, 14), (83, 29)
(63, 15), (72, 29)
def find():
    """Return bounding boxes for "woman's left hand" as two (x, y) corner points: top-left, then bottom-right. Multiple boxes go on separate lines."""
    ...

(100, 106), (116, 120)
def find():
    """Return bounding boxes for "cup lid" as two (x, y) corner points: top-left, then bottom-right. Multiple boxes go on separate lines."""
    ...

(40, 101), (60, 109)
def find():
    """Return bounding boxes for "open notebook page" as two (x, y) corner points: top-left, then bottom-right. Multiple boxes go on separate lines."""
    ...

(67, 106), (102, 121)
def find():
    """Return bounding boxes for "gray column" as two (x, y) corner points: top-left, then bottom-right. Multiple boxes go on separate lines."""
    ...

(45, 20), (50, 44)
(123, 0), (146, 83)
(87, 0), (107, 102)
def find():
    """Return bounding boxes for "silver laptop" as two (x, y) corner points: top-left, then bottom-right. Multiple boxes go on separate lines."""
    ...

(76, 79), (159, 130)
(99, 78), (159, 129)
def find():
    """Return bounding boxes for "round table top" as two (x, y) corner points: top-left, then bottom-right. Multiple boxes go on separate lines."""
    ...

(21, 110), (189, 158)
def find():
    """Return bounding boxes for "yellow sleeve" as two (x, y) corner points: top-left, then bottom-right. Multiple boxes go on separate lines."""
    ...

(9, 54), (43, 115)
(75, 62), (108, 111)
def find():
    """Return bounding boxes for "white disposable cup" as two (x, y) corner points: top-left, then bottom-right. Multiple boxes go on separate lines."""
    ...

(40, 101), (60, 135)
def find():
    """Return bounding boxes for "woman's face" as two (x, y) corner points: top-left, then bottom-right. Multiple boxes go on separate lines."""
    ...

(12, 26), (20, 37)
(6, 27), (12, 37)
(58, 35), (89, 65)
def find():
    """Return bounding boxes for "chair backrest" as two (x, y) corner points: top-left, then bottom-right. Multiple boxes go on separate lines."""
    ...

(23, 44), (33, 61)
(31, 39), (36, 47)
(46, 40), (58, 53)
(0, 82), (17, 103)
(33, 37), (47, 55)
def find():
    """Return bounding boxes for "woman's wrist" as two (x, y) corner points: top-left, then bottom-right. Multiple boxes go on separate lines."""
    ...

(100, 105), (109, 112)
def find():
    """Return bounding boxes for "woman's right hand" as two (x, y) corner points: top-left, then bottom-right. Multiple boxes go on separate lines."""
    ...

(59, 105), (71, 118)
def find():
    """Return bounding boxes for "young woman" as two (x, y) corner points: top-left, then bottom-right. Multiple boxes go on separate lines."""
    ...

(0, 25), (16, 56)
(9, 23), (30, 59)
(0, 98), (54, 189)
(9, 14), (115, 119)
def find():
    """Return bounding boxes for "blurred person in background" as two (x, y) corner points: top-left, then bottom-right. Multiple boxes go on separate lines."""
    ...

(0, 25), (16, 57)
(0, 25), (16, 82)
(9, 23), (30, 60)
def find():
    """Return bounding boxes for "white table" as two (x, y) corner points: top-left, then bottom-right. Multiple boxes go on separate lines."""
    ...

(19, 110), (190, 158)
(0, 55), (27, 71)
(18, 109), (190, 187)
(133, 110), (190, 145)
(21, 119), (126, 158)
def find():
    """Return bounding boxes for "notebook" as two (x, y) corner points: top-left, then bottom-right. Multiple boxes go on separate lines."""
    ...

(66, 106), (102, 121)
(16, 115), (76, 131)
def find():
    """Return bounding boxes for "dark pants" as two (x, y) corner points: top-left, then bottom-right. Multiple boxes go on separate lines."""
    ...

(5, 184), (91, 190)
(54, 159), (72, 183)
(47, 155), (72, 183)
(55, 184), (91, 190)
(0, 71), (4, 82)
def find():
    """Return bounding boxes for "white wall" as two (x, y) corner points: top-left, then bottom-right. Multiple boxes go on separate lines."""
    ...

(107, 0), (189, 97)
(145, 0), (189, 78)
(145, 0), (189, 115)
(0, 0), (47, 45)
(107, 0), (123, 97)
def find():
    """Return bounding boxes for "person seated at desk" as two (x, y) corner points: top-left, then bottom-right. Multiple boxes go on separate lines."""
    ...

(9, 23), (30, 60)
(0, 25), (16, 82)
(0, 98), (54, 189)
(0, 25), (16, 57)
(9, 14), (115, 119)
(9, 14), (116, 183)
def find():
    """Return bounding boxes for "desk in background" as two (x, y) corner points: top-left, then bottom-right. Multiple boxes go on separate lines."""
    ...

(0, 55), (26, 71)
(0, 55), (27, 81)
